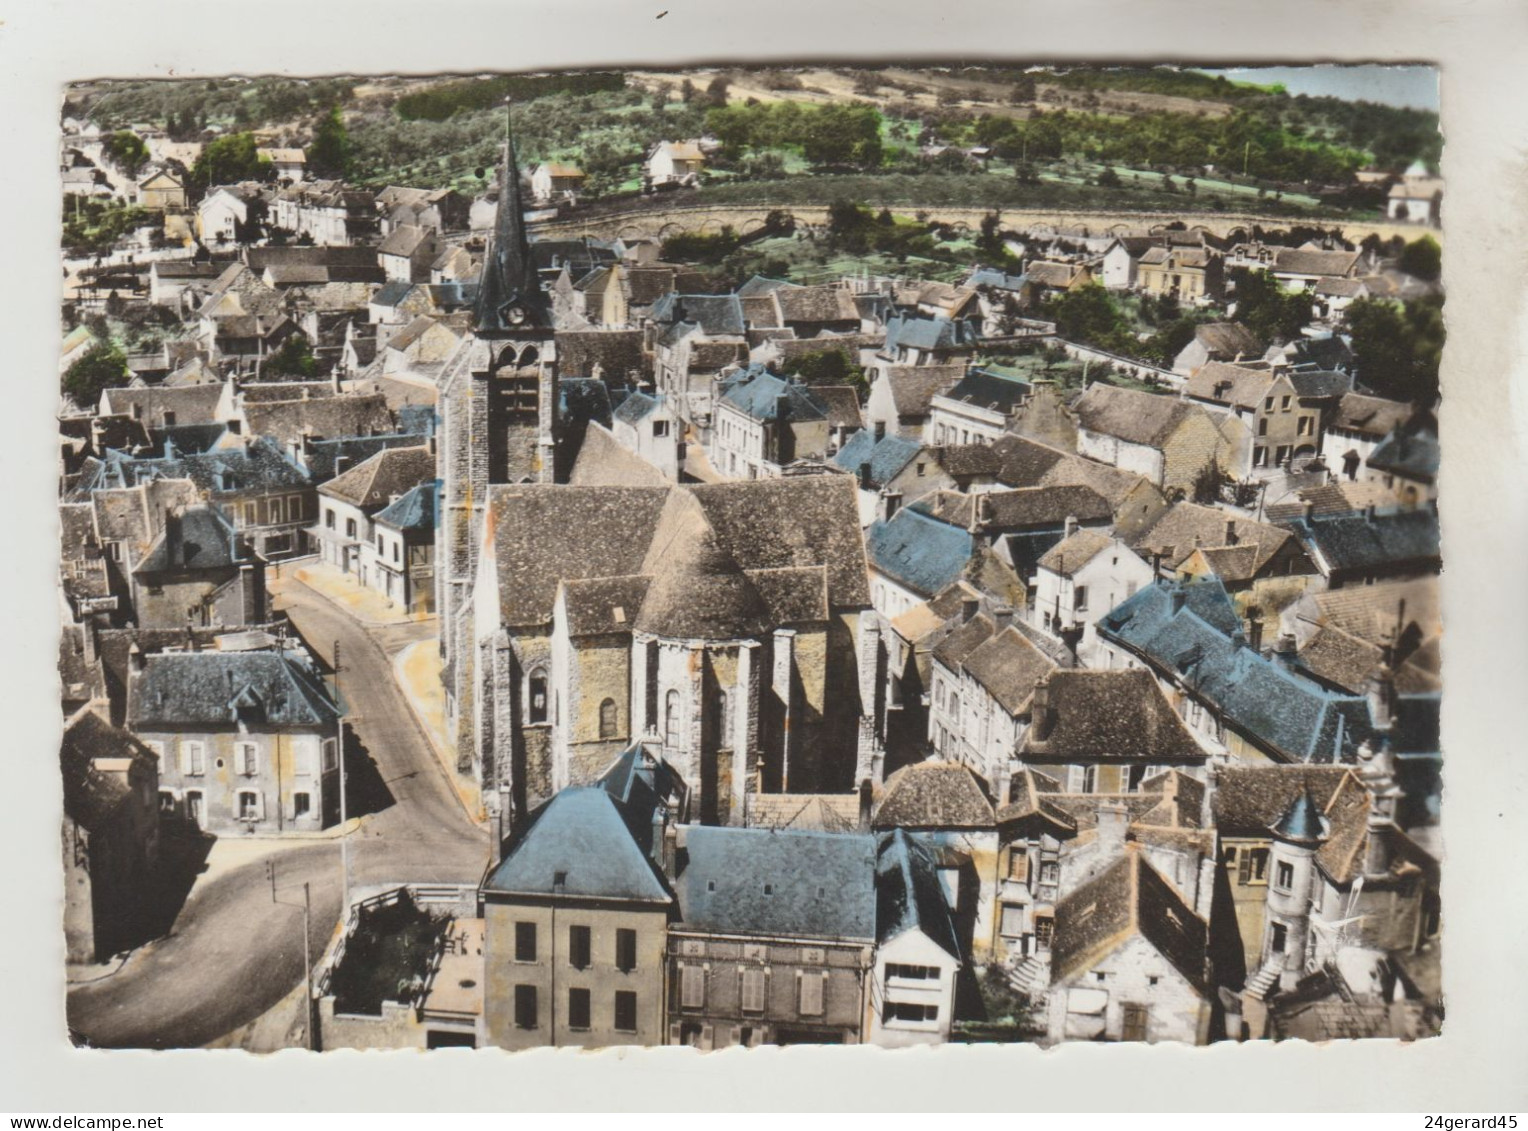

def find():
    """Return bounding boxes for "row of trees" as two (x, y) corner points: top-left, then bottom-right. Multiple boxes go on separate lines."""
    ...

(706, 101), (884, 168)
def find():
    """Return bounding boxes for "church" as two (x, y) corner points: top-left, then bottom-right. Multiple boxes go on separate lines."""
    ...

(435, 137), (886, 832)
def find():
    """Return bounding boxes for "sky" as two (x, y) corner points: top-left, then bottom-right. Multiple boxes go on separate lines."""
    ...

(1194, 65), (1440, 111)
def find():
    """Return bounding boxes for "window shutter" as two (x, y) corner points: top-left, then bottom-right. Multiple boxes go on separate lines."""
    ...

(740, 967), (765, 1013)
(1237, 847), (1253, 885)
(178, 741), (191, 775)
(680, 964), (705, 1009)
(798, 970), (825, 1017)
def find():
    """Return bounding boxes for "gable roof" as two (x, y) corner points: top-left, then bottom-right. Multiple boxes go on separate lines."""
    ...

(567, 423), (671, 487)
(61, 711), (154, 830)
(676, 826), (877, 941)
(1074, 383), (1207, 448)
(1132, 501), (1294, 573)
(716, 366), (828, 424)
(1281, 507), (1441, 575)
(1036, 528), (1115, 577)
(1023, 669), (1205, 764)
(483, 787), (671, 903)
(1051, 849), (1208, 992)
(1272, 247), (1360, 278)
(915, 485), (1113, 531)
(242, 392), (395, 446)
(865, 506), (973, 599)
(372, 481), (436, 531)
(875, 830), (961, 958)
(957, 624), (1058, 716)
(134, 505), (247, 574)
(935, 368), (1031, 415)
(1184, 360), (1278, 409)
(881, 364), (967, 419)
(830, 429), (922, 487)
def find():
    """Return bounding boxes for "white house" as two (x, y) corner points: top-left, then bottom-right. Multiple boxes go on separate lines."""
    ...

(529, 162), (586, 205)
(646, 140), (705, 187)
(197, 187), (254, 246)
(1030, 526), (1155, 667)
(1386, 164), (1443, 227)
(926, 368), (1030, 448)
(258, 147), (307, 183)
(610, 390), (683, 481)
(867, 830), (962, 1048)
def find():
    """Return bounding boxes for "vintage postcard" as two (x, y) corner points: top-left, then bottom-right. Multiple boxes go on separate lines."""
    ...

(55, 62), (1444, 1055)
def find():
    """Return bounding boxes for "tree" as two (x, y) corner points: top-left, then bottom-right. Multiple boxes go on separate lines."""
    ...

(802, 104), (883, 168)
(102, 131), (149, 177)
(308, 106), (350, 179)
(826, 199), (871, 253)
(262, 333), (318, 379)
(1011, 75), (1037, 104)
(189, 132), (270, 195)
(1345, 295), (1443, 406)
(1097, 166), (1122, 188)
(1231, 268), (1309, 344)
(1398, 234), (1442, 282)
(705, 75), (731, 108)
(778, 347), (868, 402)
(62, 339), (129, 407)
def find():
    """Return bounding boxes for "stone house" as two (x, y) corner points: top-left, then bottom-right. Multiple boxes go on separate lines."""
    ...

(370, 483), (437, 615)
(709, 366), (834, 480)
(130, 504), (268, 630)
(926, 369), (1032, 448)
(864, 363), (967, 442)
(378, 224), (443, 284)
(127, 643), (342, 835)
(645, 140), (705, 187)
(375, 185), (471, 235)
(1184, 361), (1346, 476)
(480, 769), (678, 1050)
(529, 163), (586, 205)
(864, 504), (975, 618)
(1320, 393), (1413, 483)
(1136, 246), (1224, 304)
(866, 830), (963, 1046)
(313, 444), (435, 585)
(1072, 383), (1243, 497)
(667, 826), (876, 1047)
(257, 146), (306, 182)
(1170, 322), (1264, 379)
(135, 168), (186, 212)
(610, 392), (683, 482)
(1045, 847), (1214, 1044)
(1030, 526), (1155, 666)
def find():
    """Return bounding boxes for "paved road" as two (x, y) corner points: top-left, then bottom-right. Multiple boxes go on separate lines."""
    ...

(67, 576), (488, 1049)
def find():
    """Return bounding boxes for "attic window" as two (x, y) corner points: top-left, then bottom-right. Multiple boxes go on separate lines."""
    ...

(613, 606), (626, 624)
(707, 880), (717, 892)
(1075, 902), (1097, 922)
(763, 883), (774, 896)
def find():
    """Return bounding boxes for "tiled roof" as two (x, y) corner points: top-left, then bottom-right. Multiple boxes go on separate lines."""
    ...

(1050, 849), (1208, 992)
(567, 423), (670, 487)
(1184, 361), (1276, 409)
(102, 435), (310, 496)
(1192, 322), (1263, 359)
(915, 485), (1113, 531)
(882, 364), (966, 418)
(830, 429), (921, 487)
(1023, 669), (1205, 764)
(1036, 528), (1115, 576)
(243, 393), (396, 446)
(318, 445), (434, 509)
(135, 505), (247, 574)
(1132, 501), (1293, 573)
(1074, 383), (1205, 449)
(1330, 392), (1411, 438)
(1209, 764), (1355, 837)
(61, 711), (154, 829)
(775, 284), (859, 325)
(1272, 248), (1360, 277)
(555, 329), (646, 384)
(100, 384), (223, 426)
(873, 761), (995, 829)
(127, 649), (340, 729)
(676, 826), (877, 941)
(1281, 507), (1441, 575)
(961, 625), (1058, 715)
(483, 787), (671, 903)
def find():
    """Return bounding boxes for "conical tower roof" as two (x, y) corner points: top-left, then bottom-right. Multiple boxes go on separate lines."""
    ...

(635, 489), (772, 640)
(473, 112), (549, 334)
(1270, 786), (1328, 846)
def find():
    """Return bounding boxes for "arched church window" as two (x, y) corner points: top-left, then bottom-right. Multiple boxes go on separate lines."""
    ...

(527, 667), (548, 725)
(599, 698), (618, 740)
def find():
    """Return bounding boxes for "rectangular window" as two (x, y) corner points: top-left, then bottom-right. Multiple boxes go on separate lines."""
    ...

(515, 921), (537, 963)
(569, 925), (591, 971)
(884, 1001), (938, 1023)
(1039, 861), (1060, 886)
(181, 740), (205, 776)
(653, 419), (669, 438)
(1276, 860), (1295, 891)
(325, 509), (336, 529)
(269, 498), (284, 525)
(1034, 916), (1055, 950)
(1281, 395), (1292, 411)
(1270, 922), (1288, 953)
(1073, 585), (1088, 611)
(740, 967), (766, 1014)
(613, 991), (637, 1033)
(236, 741), (258, 776)
(1000, 904), (1025, 937)
(237, 790), (261, 820)
(377, 535), (384, 555)
(288, 495), (303, 519)
(615, 928), (637, 973)
(293, 792), (311, 819)
(346, 518), (357, 538)
(322, 738), (338, 772)
(886, 964), (939, 982)
(1258, 418), (1268, 436)
(1007, 848), (1029, 883)
(680, 964), (706, 1010)
(1298, 416), (1314, 437)
(393, 542), (400, 563)
(514, 985), (538, 1030)
(798, 971), (825, 1017)
(567, 987), (590, 1031)
(1245, 847), (1270, 885)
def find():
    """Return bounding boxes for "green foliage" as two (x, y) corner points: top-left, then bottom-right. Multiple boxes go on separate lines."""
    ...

(1345, 295), (1444, 406)
(308, 106), (350, 179)
(661, 226), (743, 265)
(62, 198), (153, 256)
(706, 101), (882, 168)
(802, 103), (883, 168)
(1231, 268), (1311, 343)
(1398, 234), (1441, 282)
(778, 347), (868, 402)
(189, 132), (270, 193)
(393, 72), (625, 121)
(62, 339), (129, 406)
(262, 333), (318, 379)
(824, 200), (936, 260)
(67, 76), (357, 135)
(101, 131), (149, 177)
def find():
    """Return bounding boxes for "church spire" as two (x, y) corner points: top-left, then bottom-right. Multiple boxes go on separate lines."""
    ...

(474, 100), (548, 334)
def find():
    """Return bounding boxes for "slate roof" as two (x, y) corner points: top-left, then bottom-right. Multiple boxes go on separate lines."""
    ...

(1367, 428), (1439, 484)
(881, 364), (967, 419)
(875, 830), (961, 959)
(1073, 383), (1206, 448)
(716, 366), (828, 423)
(1098, 580), (1377, 763)
(319, 445), (435, 509)
(830, 429), (921, 488)
(1286, 368), (1352, 400)
(100, 435), (310, 496)
(1022, 669), (1205, 764)
(487, 476), (870, 630)
(873, 761), (995, 830)
(865, 506), (973, 599)
(649, 293), (746, 336)
(127, 649), (340, 729)
(135, 506), (247, 574)
(372, 280), (414, 307)
(302, 432), (429, 482)
(1281, 507), (1441, 575)
(966, 267), (1028, 291)
(1329, 393), (1411, 439)
(556, 329), (647, 383)
(483, 787), (671, 903)
(1050, 849), (1208, 992)
(935, 368), (1031, 415)
(884, 314), (975, 354)
(373, 482), (436, 532)
(612, 389), (664, 425)
(1185, 361), (1277, 409)
(676, 826), (877, 942)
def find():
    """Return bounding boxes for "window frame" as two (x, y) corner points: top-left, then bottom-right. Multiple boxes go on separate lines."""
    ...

(513, 984), (538, 1030)
(613, 990), (638, 1034)
(566, 986), (591, 1032)
(615, 927), (637, 973)
(514, 920), (538, 964)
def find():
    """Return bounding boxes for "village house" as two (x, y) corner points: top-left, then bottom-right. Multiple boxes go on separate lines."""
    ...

(529, 163), (587, 206)
(1183, 360), (1347, 476)
(1045, 846), (1214, 1044)
(1072, 383), (1243, 497)
(1136, 245), (1224, 304)
(866, 829), (964, 1046)
(1171, 322), (1265, 378)
(927, 369), (1032, 447)
(148, 260), (222, 308)
(1030, 525), (1156, 666)
(480, 767), (678, 1050)
(609, 392), (684, 481)
(986, 433), (1170, 544)
(127, 641), (342, 835)
(271, 180), (379, 246)
(832, 429), (996, 526)
(197, 183), (272, 247)
(645, 140), (705, 188)
(1279, 504), (1441, 589)
(1364, 410), (1439, 505)
(648, 293), (751, 432)
(135, 167), (186, 212)
(128, 503), (268, 630)
(379, 225), (444, 284)
(257, 146), (307, 183)
(864, 504), (977, 618)
(375, 185), (471, 235)
(312, 444), (435, 589)
(709, 366), (842, 479)
(1320, 392), (1413, 482)
(1268, 247), (1363, 292)
(1386, 164), (1444, 227)
(1020, 261), (1094, 305)
(668, 826), (877, 1047)
(60, 708), (161, 964)
(864, 363), (968, 442)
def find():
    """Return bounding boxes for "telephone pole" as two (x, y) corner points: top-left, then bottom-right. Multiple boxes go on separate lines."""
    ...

(333, 639), (349, 913)
(268, 861), (314, 1051)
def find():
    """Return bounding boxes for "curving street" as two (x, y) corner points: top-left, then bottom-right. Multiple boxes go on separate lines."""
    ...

(66, 570), (488, 1049)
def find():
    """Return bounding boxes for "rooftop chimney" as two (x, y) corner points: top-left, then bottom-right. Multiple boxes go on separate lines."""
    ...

(993, 604), (1015, 631)
(1030, 672), (1054, 742)
(1096, 800), (1131, 859)
(1272, 632), (1298, 668)
(1365, 503), (1377, 523)
(128, 643), (145, 673)
(961, 595), (980, 623)
(1170, 585), (1187, 616)
(858, 778), (874, 833)
(1303, 499), (1316, 522)
(873, 420), (886, 441)
(858, 461), (873, 490)
(1224, 518), (1238, 546)
(1063, 514), (1079, 539)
